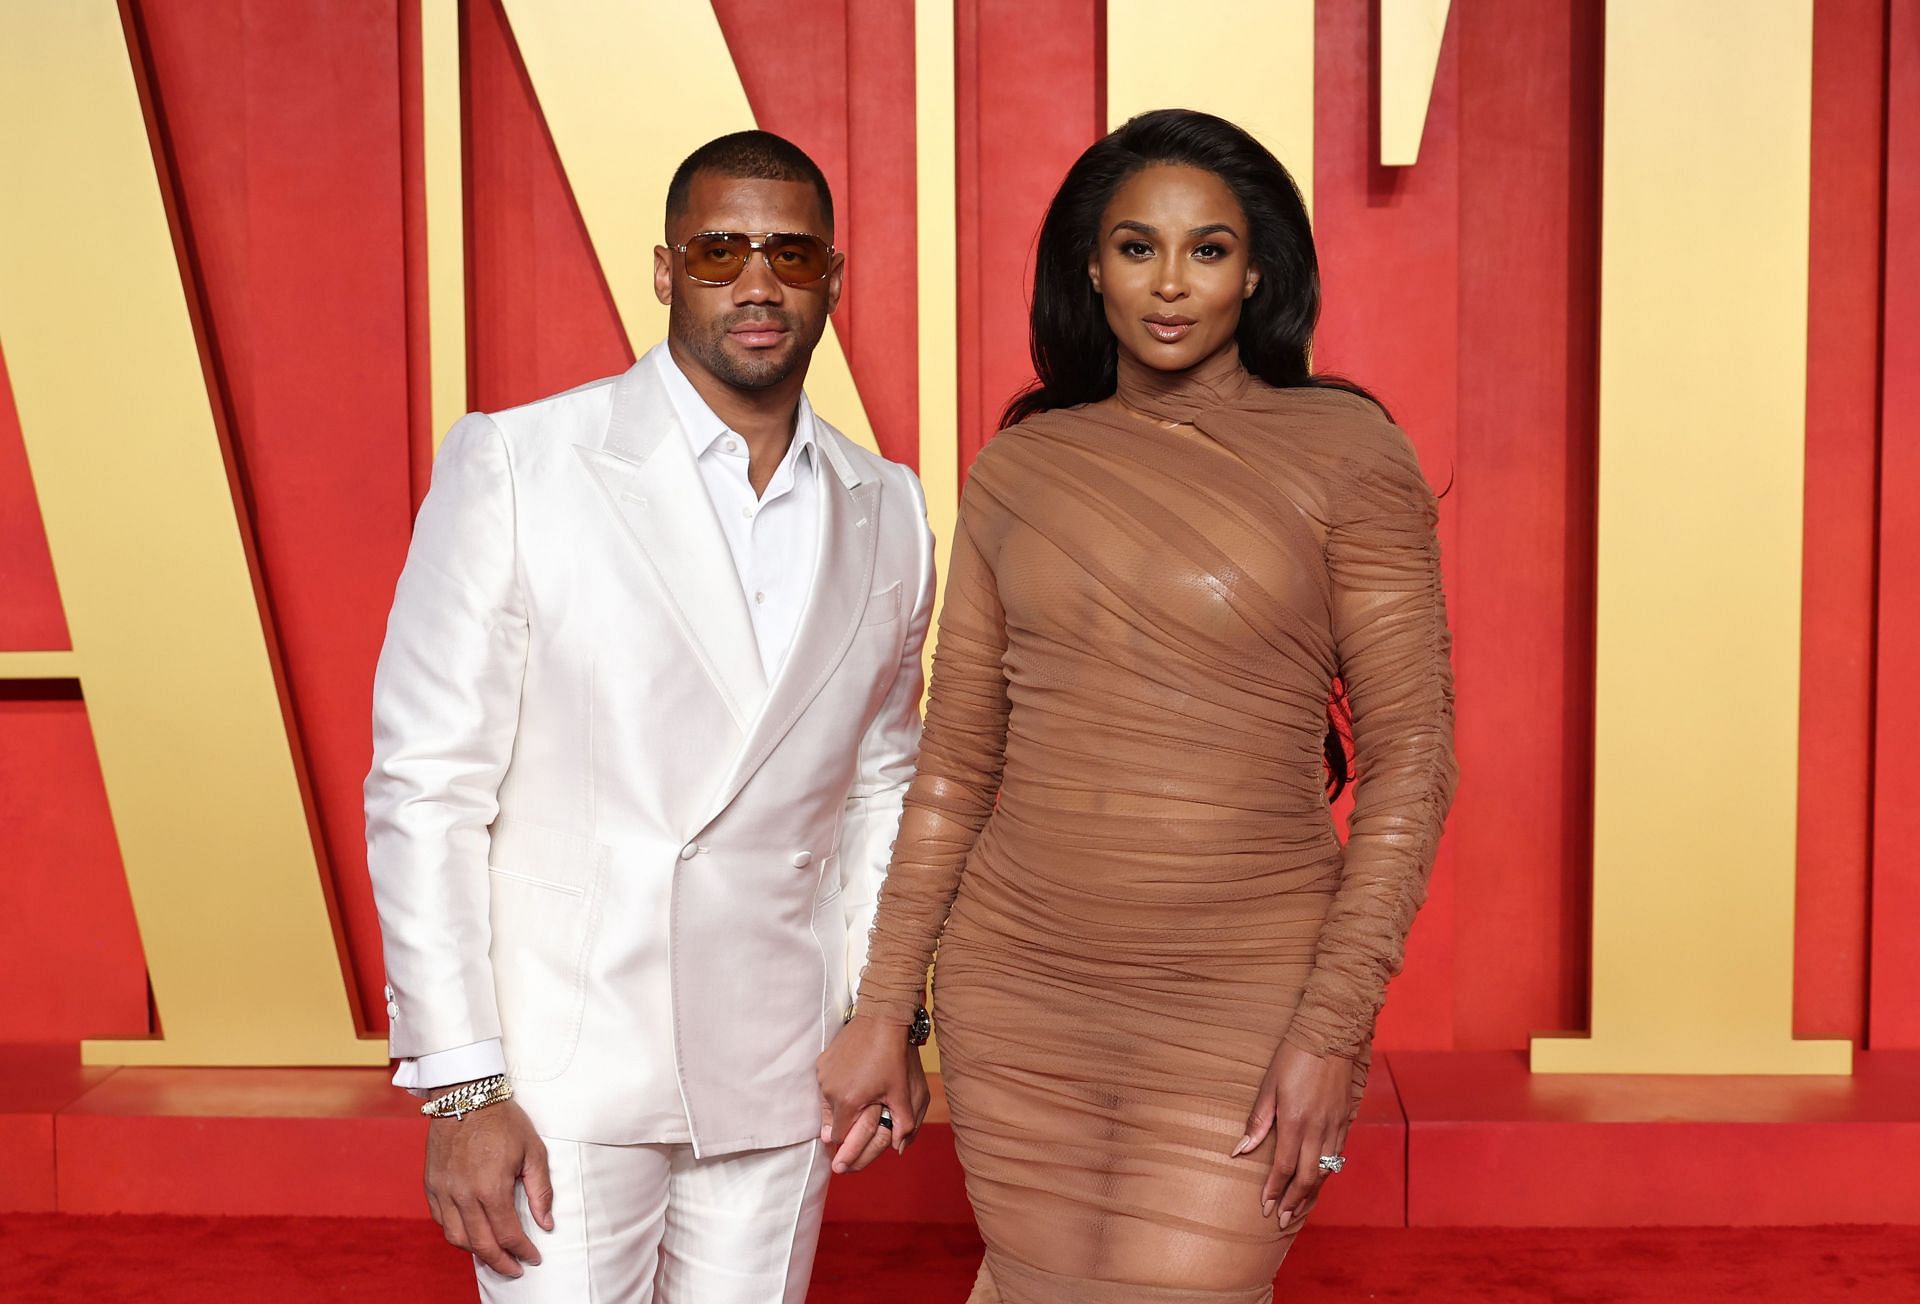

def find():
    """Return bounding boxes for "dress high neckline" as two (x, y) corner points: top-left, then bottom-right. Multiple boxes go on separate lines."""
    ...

(1113, 346), (1253, 426)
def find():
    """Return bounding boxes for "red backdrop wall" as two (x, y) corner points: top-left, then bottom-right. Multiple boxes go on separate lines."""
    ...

(1, 0), (1914, 1055)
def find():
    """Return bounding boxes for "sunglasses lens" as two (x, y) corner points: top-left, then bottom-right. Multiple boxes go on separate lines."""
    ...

(684, 233), (749, 283)
(681, 233), (831, 286)
(763, 234), (831, 285)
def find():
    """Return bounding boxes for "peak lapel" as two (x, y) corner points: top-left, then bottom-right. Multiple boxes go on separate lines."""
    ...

(576, 362), (768, 731)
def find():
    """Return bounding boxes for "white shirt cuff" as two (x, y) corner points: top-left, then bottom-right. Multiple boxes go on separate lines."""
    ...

(392, 1038), (508, 1096)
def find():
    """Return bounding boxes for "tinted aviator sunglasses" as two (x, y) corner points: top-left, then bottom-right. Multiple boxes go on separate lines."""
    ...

(670, 231), (836, 287)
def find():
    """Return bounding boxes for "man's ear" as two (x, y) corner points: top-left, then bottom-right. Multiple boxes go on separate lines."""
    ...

(654, 245), (674, 306)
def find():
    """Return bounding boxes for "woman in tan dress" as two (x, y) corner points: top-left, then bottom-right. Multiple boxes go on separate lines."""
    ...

(818, 109), (1456, 1301)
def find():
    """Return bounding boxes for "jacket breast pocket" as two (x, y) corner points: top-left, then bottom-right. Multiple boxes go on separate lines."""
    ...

(485, 819), (610, 1082)
(858, 581), (903, 628)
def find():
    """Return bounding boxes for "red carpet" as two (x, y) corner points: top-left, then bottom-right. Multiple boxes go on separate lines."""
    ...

(5, 1215), (1918, 1301)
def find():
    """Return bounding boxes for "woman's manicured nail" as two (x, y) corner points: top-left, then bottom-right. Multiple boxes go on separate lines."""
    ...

(1279, 1210), (1293, 1229)
(1261, 1199), (1275, 1218)
(1231, 1134), (1253, 1157)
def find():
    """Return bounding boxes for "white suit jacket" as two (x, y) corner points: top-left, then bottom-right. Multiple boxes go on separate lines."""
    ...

(365, 354), (935, 1155)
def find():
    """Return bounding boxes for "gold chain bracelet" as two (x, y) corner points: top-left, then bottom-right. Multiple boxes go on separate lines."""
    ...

(420, 1073), (514, 1121)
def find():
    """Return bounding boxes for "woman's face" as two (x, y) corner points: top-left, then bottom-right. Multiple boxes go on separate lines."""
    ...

(1089, 163), (1260, 374)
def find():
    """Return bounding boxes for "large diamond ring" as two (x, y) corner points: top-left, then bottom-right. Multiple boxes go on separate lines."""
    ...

(1317, 1154), (1346, 1174)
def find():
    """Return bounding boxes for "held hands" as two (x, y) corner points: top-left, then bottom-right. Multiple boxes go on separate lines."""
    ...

(1233, 1039), (1358, 1229)
(424, 1097), (553, 1279)
(816, 1014), (931, 1174)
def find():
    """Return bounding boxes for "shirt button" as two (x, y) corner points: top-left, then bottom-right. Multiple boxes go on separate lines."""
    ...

(742, 506), (754, 518)
(724, 439), (738, 453)
(754, 591), (766, 605)
(386, 1001), (400, 1019)
(792, 851), (813, 869)
(680, 843), (699, 861)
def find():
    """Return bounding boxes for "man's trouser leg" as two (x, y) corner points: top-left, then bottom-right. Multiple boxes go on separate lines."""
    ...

(475, 1135), (829, 1303)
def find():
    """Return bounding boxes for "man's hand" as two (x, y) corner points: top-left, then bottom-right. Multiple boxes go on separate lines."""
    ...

(828, 1044), (932, 1174)
(816, 1015), (925, 1174)
(424, 1096), (553, 1278)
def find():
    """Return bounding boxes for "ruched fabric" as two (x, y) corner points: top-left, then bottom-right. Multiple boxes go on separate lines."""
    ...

(856, 352), (1457, 1300)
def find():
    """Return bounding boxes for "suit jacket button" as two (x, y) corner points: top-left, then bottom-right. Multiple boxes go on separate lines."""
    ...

(791, 851), (813, 868)
(386, 1001), (399, 1019)
(680, 843), (699, 861)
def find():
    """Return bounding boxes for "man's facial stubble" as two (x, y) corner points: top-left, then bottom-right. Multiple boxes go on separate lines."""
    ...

(668, 295), (816, 392)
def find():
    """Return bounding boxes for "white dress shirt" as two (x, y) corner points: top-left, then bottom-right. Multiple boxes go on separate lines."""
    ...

(394, 343), (824, 1092)
(656, 344), (821, 681)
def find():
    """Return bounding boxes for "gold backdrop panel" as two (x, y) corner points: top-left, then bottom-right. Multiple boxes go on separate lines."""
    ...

(1531, 0), (1847, 1076)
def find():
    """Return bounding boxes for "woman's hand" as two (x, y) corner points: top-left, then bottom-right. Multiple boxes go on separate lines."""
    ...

(1232, 1039), (1358, 1227)
(816, 1015), (926, 1173)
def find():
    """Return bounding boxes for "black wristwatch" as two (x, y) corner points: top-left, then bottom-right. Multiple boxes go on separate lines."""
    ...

(908, 1005), (932, 1046)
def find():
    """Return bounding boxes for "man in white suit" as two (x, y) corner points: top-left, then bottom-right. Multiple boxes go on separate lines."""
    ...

(365, 131), (934, 1302)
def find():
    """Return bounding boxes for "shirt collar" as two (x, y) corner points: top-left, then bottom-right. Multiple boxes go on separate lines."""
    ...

(650, 341), (817, 468)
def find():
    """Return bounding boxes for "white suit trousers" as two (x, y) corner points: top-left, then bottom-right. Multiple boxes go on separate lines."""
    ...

(475, 1135), (830, 1303)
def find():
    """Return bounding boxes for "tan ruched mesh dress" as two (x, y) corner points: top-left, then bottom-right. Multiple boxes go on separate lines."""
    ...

(855, 351), (1457, 1302)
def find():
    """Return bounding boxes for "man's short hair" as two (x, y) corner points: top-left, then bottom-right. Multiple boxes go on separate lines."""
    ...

(665, 131), (834, 238)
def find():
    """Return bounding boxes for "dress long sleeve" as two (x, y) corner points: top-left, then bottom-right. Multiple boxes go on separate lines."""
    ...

(854, 485), (1012, 1025)
(1282, 427), (1458, 1060)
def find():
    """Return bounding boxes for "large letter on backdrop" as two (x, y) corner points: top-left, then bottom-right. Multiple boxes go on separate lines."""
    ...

(1531, 0), (1849, 1075)
(0, 3), (380, 1067)
(499, 0), (879, 455)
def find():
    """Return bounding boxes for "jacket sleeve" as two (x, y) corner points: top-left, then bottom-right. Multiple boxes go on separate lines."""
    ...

(364, 413), (528, 1061)
(837, 467), (938, 997)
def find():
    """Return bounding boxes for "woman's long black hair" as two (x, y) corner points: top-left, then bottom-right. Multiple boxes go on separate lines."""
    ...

(1002, 108), (1374, 800)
